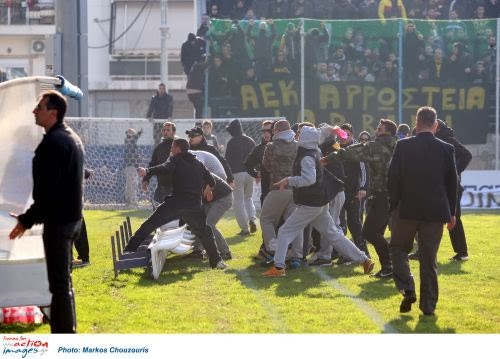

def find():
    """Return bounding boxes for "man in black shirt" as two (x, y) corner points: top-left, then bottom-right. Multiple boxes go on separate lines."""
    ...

(244, 120), (273, 205)
(124, 138), (227, 270)
(10, 90), (84, 333)
(142, 121), (176, 205)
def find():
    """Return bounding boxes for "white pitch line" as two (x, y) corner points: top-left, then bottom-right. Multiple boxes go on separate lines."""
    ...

(237, 269), (290, 333)
(313, 267), (398, 333)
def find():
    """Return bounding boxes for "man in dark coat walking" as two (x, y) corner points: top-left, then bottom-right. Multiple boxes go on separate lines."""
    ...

(388, 106), (458, 316)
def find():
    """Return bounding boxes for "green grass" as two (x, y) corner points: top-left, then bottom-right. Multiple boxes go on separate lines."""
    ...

(1, 210), (499, 334)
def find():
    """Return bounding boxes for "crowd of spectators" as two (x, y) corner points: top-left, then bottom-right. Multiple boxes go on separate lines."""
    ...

(178, 0), (500, 112)
(206, 0), (499, 21)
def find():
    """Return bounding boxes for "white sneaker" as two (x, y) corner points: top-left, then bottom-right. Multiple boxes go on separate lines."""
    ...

(215, 260), (227, 270)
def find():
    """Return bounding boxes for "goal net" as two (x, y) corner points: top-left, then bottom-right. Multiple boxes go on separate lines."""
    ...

(65, 117), (284, 208)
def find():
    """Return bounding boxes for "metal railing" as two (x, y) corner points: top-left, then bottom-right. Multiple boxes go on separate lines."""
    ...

(0, 1), (55, 25)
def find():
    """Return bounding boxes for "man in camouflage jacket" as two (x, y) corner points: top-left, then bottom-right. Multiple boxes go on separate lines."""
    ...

(322, 119), (398, 278)
(260, 119), (299, 258)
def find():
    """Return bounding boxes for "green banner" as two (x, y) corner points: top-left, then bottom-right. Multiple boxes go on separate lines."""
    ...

(207, 18), (497, 144)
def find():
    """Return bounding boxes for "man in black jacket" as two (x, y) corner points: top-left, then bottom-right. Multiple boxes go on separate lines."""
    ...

(436, 119), (472, 261)
(142, 121), (176, 205)
(337, 123), (370, 259)
(124, 138), (226, 270)
(180, 33), (205, 76)
(244, 119), (273, 205)
(225, 119), (257, 235)
(10, 90), (84, 333)
(146, 83), (173, 144)
(187, 126), (234, 185)
(388, 106), (457, 315)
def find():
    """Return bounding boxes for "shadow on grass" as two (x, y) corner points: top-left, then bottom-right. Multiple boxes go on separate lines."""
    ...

(386, 313), (456, 333)
(438, 260), (470, 275)
(108, 256), (206, 287)
(225, 234), (255, 245)
(357, 276), (397, 300)
(236, 260), (327, 298)
(97, 209), (149, 221)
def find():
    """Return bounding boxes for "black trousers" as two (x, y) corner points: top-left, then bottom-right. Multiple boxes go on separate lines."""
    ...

(153, 184), (172, 204)
(74, 217), (89, 262)
(389, 207), (443, 314)
(339, 193), (369, 256)
(362, 192), (391, 270)
(43, 219), (82, 333)
(187, 92), (204, 119)
(126, 197), (222, 268)
(449, 188), (467, 256)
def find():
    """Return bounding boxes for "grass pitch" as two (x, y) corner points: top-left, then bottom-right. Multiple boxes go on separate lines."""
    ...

(1, 210), (499, 334)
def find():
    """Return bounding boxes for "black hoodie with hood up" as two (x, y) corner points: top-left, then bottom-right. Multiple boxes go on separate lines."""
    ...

(225, 119), (256, 174)
(435, 120), (472, 182)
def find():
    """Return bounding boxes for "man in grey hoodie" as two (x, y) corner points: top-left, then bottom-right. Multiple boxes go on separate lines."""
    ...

(262, 125), (375, 277)
(225, 119), (257, 235)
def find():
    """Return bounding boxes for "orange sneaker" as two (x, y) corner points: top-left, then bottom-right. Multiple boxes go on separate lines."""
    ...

(262, 267), (286, 277)
(362, 258), (375, 274)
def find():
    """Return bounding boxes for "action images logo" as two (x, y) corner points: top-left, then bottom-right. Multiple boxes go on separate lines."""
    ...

(2, 336), (48, 358)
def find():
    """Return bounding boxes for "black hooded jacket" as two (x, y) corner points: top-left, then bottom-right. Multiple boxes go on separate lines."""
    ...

(148, 151), (215, 206)
(181, 33), (206, 76)
(436, 122), (472, 179)
(225, 119), (256, 174)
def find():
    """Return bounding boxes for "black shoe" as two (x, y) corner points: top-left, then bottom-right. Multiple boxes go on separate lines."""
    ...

(237, 229), (250, 236)
(72, 259), (90, 268)
(408, 252), (419, 260)
(254, 248), (271, 260)
(400, 291), (417, 313)
(337, 256), (353, 265)
(308, 258), (332, 266)
(249, 220), (257, 233)
(371, 268), (393, 278)
(450, 254), (468, 261)
(422, 311), (435, 316)
(221, 252), (232, 261)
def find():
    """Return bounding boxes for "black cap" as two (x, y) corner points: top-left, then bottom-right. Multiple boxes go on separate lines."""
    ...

(185, 126), (203, 137)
